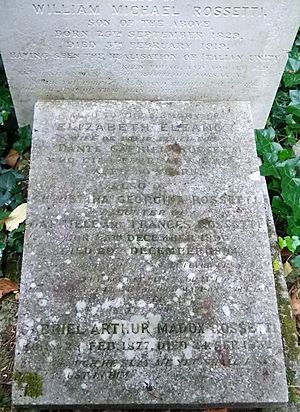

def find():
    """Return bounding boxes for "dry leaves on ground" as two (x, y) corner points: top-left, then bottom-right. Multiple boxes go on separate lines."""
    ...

(291, 283), (300, 337)
(284, 261), (293, 277)
(0, 278), (19, 299)
(204, 409), (229, 412)
(4, 149), (20, 168)
(4, 203), (27, 232)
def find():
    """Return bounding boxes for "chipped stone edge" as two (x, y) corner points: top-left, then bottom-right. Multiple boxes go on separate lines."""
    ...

(261, 175), (300, 412)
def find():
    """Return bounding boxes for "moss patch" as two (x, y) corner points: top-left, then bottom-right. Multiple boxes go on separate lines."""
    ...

(13, 371), (43, 398)
(275, 269), (299, 362)
(286, 367), (300, 403)
(274, 254), (300, 403)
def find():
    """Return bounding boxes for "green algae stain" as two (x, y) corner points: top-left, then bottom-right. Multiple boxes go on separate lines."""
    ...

(13, 371), (43, 398)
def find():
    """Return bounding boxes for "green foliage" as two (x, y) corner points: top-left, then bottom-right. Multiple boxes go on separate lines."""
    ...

(292, 255), (300, 268)
(0, 66), (30, 283)
(0, 85), (12, 126)
(0, 65), (12, 125)
(13, 126), (31, 154)
(256, 126), (300, 237)
(6, 224), (26, 254)
(257, 30), (300, 263)
(279, 236), (300, 253)
(284, 31), (300, 89)
(0, 168), (25, 208)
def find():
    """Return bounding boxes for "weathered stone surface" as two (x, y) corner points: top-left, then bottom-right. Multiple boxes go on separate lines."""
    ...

(13, 100), (287, 408)
(0, 1), (299, 128)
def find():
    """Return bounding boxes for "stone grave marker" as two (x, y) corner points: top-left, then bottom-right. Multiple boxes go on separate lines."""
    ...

(13, 100), (288, 408)
(0, 0), (299, 128)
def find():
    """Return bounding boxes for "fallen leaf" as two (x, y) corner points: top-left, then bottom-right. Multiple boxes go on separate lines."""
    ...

(5, 203), (27, 232)
(291, 292), (300, 316)
(0, 278), (19, 299)
(204, 409), (229, 412)
(5, 149), (20, 168)
(284, 261), (293, 277)
(293, 386), (300, 396)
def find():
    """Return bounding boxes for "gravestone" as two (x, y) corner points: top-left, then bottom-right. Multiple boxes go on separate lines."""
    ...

(1, 0), (299, 409)
(13, 100), (287, 408)
(0, 0), (299, 128)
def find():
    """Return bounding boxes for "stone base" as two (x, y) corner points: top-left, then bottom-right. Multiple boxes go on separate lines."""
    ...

(13, 100), (288, 408)
(261, 182), (300, 412)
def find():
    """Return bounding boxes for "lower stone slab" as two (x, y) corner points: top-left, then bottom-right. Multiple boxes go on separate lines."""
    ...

(262, 178), (300, 411)
(13, 100), (288, 408)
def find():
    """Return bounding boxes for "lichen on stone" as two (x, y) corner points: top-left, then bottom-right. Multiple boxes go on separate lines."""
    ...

(13, 370), (43, 398)
(165, 166), (180, 176)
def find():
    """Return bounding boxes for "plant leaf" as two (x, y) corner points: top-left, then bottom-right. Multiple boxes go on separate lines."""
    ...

(5, 149), (20, 168)
(293, 256), (300, 269)
(0, 278), (18, 299)
(5, 203), (27, 232)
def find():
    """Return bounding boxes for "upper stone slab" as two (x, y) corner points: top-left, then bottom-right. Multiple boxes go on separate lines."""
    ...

(0, 1), (299, 127)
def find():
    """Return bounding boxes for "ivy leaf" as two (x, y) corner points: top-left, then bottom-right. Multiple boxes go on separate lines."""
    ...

(0, 132), (8, 157)
(280, 175), (300, 220)
(288, 90), (300, 117)
(260, 160), (281, 178)
(285, 236), (300, 253)
(255, 128), (276, 157)
(293, 255), (300, 269)
(282, 189), (300, 220)
(13, 126), (32, 154)
(286, 54), (300, 72)
(278, 236), (300, 253)
(0, 210), (11, 221)
(287, 216), (300, 237)
(284, 51), (300, 87)
(278, 158), (300, 182)
(0, 85), (12, 112)
(256, 130), (284, 178)
(284, 73), (300, 88)
(0, 168), (24, 208)
(286, 128), (297, 146)
(268, 177), (281, 194)
(0, 110), (9, 125)
(259, 143), (284, 178)
(286, 114), (300, 128)
(278, 236), (286, 250)
(6, 223), (25, 254)
(270, 90), (290, 128)
(272, 196), (291, 218)
(278, 148), (293, 161)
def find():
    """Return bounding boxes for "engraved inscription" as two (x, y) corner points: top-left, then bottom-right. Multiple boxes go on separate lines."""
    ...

(12, 101), (288, 405)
